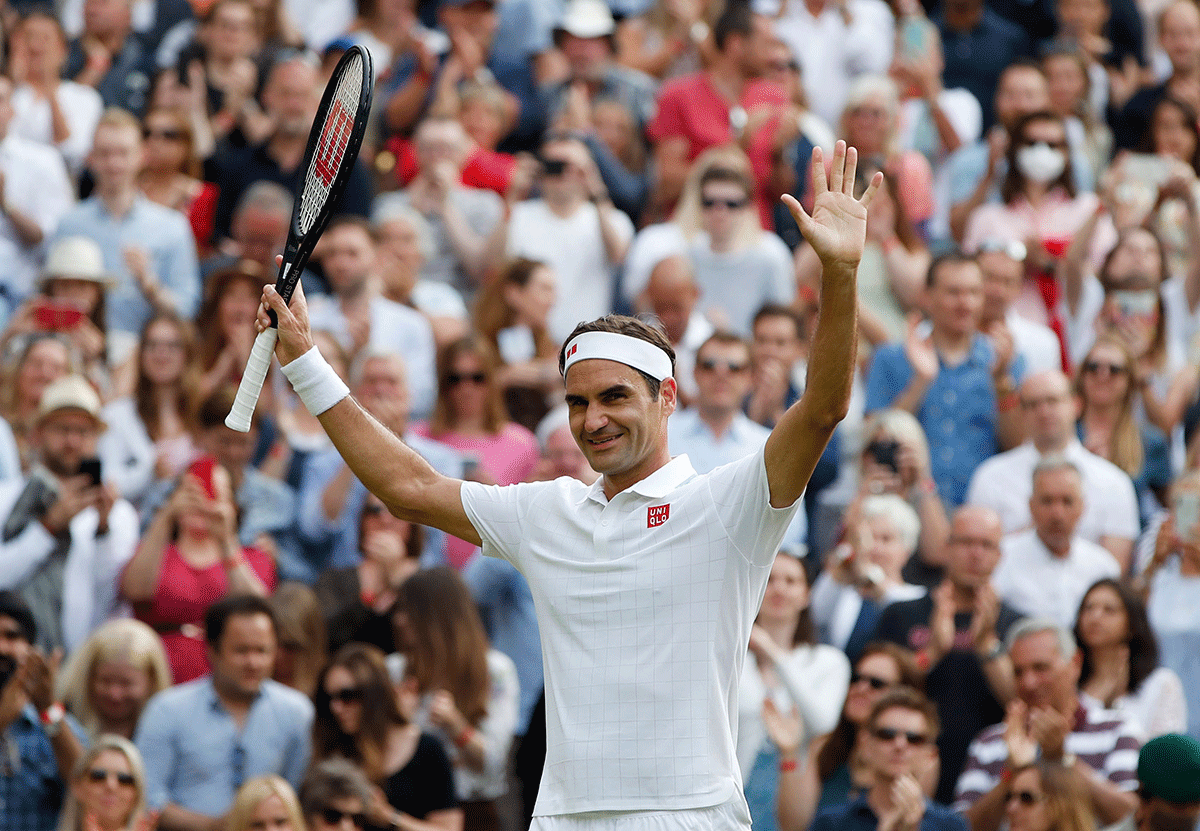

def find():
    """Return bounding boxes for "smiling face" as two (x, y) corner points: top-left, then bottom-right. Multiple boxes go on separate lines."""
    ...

(140, 318), (189, 387)
(91, 658), (152, 728)
(865, 706), (934, 782)
(564, 358), (676, 495)
(758, 553), (809, 626)
(74, 749), (138, 831)
(845, 652), (901, 724)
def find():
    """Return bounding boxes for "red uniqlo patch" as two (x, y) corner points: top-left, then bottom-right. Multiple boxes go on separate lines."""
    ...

(647, 504), (670, 527)
(314, 102), (353, 187)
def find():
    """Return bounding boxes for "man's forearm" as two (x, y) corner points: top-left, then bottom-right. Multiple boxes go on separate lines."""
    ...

(1081, 767), (1138, 824)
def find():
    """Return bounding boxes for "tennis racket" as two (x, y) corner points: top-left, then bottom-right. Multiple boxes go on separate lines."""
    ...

(226, 45), (374, 432)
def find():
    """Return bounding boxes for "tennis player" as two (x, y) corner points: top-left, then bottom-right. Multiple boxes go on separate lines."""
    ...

(259, 142), (879, 831)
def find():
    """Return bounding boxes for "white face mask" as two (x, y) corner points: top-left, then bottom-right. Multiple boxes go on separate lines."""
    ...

(1015, 142), (1067, 184)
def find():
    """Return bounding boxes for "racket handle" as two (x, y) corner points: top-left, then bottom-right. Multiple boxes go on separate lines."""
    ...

(225, 328), (278, 432)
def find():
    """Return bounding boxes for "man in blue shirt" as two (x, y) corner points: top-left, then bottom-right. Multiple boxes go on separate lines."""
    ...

(0, 591), (86, 831)
(809, 688), (968, 831)
(136, 595), (313, 831)
(864, 252), (1023, 506)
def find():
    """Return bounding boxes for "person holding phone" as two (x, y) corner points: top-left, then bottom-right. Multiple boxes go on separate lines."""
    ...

(0, 375), (138, 654)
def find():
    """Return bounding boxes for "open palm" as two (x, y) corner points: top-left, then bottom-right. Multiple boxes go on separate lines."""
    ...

(782, 142), (880, 268)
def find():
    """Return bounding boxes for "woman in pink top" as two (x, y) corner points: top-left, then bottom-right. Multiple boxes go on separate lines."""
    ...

(120, 457), (274, 683)
(412, 337), (538, 570)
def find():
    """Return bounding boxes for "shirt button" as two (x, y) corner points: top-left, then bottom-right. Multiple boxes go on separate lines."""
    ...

(601, 519), (610, 527)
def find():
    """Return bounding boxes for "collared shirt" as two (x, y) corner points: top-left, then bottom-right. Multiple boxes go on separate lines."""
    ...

(0, 705), (86, 831)
(992, 529), (1121, 629)
(965, 440), (1139, 547)
(461, 448), (800, 815)
(954, 703), (1140, 812)
(135, 676), (313, 815)
(667, 409), (770, 476)
(811, 792), (969, 831)
(864, 334), (1022, 506)
(52, 195), (200, 336)
(0, 133), (74, 302)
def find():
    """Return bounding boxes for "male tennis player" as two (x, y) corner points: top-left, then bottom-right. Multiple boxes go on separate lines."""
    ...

(259, 142), (879, 831)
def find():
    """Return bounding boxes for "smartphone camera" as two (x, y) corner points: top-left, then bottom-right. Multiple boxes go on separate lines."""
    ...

(540, 158), (568, 177)
(865, 439), (900, 474)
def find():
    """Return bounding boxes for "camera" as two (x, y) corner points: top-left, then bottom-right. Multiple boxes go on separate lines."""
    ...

(865, 439), (900, 474)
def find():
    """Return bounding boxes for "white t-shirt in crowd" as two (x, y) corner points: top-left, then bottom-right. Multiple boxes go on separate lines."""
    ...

(508, 199), (635, 343)
(460, 448), (800, 816)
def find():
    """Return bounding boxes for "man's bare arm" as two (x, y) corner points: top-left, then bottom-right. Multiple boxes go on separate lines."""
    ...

(765, 142), (880, 508)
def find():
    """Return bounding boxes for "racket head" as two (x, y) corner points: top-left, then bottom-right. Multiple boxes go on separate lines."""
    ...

(276, 44), (374, 304)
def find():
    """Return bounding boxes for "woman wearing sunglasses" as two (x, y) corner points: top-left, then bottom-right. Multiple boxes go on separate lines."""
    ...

(57, 735), (151, 831)
(313, 643), (461, 831)
(767, 642), (924, 831)
(1074, 335), (1172, 525)
(227, 775), (305, 831)
(411, 337), (538, 570)
(1004, 761), (1096, 831)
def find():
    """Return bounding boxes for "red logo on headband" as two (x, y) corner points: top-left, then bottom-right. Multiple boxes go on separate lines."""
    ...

(647, 504), (670, 527)
(567, 344), (577, 358)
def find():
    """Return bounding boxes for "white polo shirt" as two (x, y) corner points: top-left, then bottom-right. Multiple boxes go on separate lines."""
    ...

(460, 448), (799, 817)
(964, 440), (1139, 545)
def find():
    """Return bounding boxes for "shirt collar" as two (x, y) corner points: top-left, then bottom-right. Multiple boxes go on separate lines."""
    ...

(585, 454), (698, 505)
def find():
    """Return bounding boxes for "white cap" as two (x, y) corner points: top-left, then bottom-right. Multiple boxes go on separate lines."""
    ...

(556, 0), (615, 38)
(35, 375), (106, 429)
(41, 237), (114, 287)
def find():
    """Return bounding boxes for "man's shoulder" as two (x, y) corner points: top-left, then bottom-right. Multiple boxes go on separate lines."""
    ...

(971, 443), (1035, 481)
(134, 196), (192, 230)
(921, 800), (970, 831)
(2, 134), (67, 169)
(142, 676), (212, 718)
(260, 678), (316, 717)
(655, 72), (705, 104)
(1068, 445), (1136, 490)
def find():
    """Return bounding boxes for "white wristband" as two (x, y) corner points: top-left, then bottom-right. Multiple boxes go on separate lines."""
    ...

(280, 346), (349, 417)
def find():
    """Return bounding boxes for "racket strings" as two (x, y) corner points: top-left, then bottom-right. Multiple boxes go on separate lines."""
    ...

(300, 54), (365, 234)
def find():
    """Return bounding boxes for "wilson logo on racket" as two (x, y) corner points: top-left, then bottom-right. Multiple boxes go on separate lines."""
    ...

(314, 101), (354, 187)
(647, 504), (670, 528)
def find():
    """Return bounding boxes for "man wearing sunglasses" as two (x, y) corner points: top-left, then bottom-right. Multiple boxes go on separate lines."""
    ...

(811, 688), (966, 831)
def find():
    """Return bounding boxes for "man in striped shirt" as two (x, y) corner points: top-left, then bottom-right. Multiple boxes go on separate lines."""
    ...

(953, 617), (1140, 831)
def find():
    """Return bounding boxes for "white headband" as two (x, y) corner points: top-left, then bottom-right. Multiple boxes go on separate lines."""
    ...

(562, 331), (673, 381)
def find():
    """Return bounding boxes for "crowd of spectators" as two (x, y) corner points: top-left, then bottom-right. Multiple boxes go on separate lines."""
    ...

(0, 0), (1197, 831)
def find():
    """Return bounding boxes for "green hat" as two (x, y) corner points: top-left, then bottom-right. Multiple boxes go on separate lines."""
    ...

(1138, 734), (1200, 804)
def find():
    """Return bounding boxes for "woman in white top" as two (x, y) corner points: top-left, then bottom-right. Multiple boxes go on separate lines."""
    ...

(1074, 577), (1187, 738)
(739, 551), (849, 831)
(386, 567), (519, 831)
(9, 9), (103, 178)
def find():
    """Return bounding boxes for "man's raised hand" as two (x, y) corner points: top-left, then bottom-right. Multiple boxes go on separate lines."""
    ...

(781, 141), (881, 271)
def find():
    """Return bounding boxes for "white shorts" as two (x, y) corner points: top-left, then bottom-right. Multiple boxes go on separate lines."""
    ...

(531, 799), (751, 831)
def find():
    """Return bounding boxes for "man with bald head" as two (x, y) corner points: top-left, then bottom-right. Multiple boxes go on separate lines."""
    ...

(642, 255), (711, 408)
(965, 369), (1138, 569)
(872, 505), (1021, 803)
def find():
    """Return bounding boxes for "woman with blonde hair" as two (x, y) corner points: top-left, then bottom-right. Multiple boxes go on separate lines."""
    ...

(227, 775), (306, 831)
(1004, 761), (1096, 831)
(57, 735), (151, 831)
(57, 619), (171, 740)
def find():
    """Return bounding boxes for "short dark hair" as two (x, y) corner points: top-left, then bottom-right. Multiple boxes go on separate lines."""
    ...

(713, 3), (755, 50)
(204, 595), (278, 646)
(697, 331), (750, 362)
(868, 687), (941, 739)
(752, 304), (806, 341)
(0, 591), (35, 644)
(926, 250), (979, 289)
(699, 165), (753, 199)
(195, 386), (259, 432)
(558, 314), (676, 399)
(326, 214), (373, 240)
(299, 759), (372, 819)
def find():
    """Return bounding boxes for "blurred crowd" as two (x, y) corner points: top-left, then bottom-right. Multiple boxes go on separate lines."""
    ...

(0, 0), (1197, 831)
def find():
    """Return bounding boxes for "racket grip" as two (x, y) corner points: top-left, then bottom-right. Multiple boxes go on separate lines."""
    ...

(225, 328), (278, 432)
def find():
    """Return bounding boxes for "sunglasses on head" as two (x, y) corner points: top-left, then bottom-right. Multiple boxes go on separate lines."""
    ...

(1008, 790), (1042, 806)
(698, 358), (749, 373)
(701, 197), (748, 210)
(326, 687), (365, 705)
(1082, 360), (1127, 376)
(321, 808), (368, 828)
(448, 372), (487, 386)
(850, 672), (891, 690)
(871, 727), (929, 746)
(86, 768), (136, 786)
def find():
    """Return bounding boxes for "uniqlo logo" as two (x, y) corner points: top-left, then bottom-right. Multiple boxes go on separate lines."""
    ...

(314, 102), (352, 187)
(647, 504), (670, 527)
(567, 344), (577, 358)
